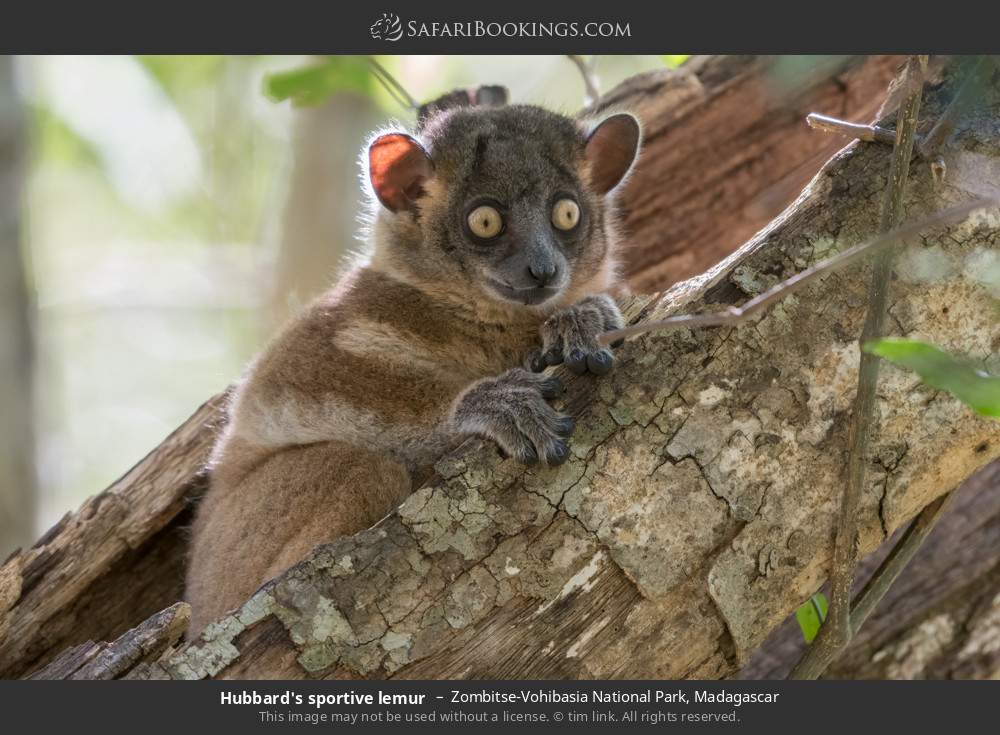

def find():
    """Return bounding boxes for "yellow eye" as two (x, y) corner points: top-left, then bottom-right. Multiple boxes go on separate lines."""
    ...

(467, 205), (503, 239)
(551, 198), (580, 231)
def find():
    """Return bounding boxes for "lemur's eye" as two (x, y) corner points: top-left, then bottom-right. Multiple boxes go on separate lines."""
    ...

(467, 205), (504, 240)
(551, 198), (580, 231)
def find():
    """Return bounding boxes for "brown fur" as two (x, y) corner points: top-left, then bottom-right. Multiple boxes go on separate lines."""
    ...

(186, 104), (639, 634)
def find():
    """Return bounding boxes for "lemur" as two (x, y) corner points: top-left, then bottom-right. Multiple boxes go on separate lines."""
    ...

(185, 98), (641, 634)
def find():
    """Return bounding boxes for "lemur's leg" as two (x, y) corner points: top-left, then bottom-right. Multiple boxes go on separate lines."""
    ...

(450, 368), (575, 467)
(186, 441), (411, 636)
(528, 294), (625, 376)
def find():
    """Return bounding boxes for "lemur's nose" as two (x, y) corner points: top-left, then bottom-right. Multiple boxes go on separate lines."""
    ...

(528, 262), (557, 287)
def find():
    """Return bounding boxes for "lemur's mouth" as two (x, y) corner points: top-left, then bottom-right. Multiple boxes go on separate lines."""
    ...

(487, 278), (562, 307)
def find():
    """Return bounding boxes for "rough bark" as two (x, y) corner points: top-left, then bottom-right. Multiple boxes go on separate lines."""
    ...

(27, 602), (190, 680)
(741, 461), (1000, 679)
(1, 56), (997, 681)
(612, 54), (904, 291)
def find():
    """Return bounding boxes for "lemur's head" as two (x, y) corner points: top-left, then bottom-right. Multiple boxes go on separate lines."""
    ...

(365, 103), (640, 313)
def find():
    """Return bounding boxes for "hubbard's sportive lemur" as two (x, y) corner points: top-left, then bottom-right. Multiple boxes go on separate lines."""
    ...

(186, 96), (641, 633)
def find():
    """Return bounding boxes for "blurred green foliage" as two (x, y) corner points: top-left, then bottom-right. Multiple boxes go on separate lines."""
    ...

(264, 55), (690, 110)
(865, 338), (1000, 419)
(30, 105), (102, 168)
(136, 55), (229, 100)
(264, 56), (373, 106)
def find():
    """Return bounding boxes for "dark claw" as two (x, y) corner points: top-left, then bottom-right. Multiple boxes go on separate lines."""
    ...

(539, 376), (565, 399)
(546, 440), (570, 466)
(587, 349), (614, 376)
(566, 348), (588, 375)
(610, 338), (625, 349)
(554, 415), (576, 437)
(544, 347), (564, 366)
(529, 352), (547, 373)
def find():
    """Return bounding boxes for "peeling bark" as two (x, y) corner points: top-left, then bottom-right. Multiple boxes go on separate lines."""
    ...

(1, 56), (997, 681)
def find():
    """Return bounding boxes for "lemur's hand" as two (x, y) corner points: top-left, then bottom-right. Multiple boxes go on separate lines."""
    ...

(451, 369), (575, 467)
(528, 294), (625, 376)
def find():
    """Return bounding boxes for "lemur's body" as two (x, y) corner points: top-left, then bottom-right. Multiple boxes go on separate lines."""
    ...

(186, 103), (640, 634)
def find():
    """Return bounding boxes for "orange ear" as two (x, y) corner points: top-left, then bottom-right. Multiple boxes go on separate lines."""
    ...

(368, 133), (433, 212)
(585, 113), (641, 195)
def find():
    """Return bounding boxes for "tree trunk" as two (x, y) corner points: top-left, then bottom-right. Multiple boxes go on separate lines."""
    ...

(268, 89), (382, 328)
(0, 56), (37, 559)
(3, 55), (997, 681)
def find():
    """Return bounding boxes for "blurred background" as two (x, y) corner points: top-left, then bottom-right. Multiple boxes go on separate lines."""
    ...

(0, 54), (680, 556)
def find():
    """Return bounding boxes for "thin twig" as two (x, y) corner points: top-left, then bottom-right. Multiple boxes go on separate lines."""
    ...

(788, 54), (928, 681)
(366, 57), (419, 111)
(806, 113), (897, 146)
(850, 492), (954, 631)
(567, 55), (601, 106)
(596, 197), (994, 347)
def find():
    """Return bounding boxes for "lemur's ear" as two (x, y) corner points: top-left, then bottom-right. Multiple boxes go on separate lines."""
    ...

(584, 113), (641, 195)
(368, 133), (433, 213)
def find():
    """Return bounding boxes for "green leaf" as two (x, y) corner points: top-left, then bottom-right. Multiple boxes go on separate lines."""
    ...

(264, 57), (372, 107)
(864, 338), (1000, 418)
(795, 593), (828, 644)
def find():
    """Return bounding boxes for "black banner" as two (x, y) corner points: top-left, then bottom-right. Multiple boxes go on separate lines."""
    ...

(1, 1), (999, 53)
(0, 680), (995, 732)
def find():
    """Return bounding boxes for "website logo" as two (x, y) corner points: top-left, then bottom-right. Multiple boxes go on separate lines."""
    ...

(370, 13), (404, 41)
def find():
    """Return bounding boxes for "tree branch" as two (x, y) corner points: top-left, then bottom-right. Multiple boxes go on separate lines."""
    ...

(849, 492), (954, 631)
(789, 54), (928, 681)
(567, 55), (601, 106)
(806, 113), (897, 145)
(598, 198), (995, 347)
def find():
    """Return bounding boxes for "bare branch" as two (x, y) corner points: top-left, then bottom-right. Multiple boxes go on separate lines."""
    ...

(597, 197), (996, 347)
(567, 55), (601, 106)
(366, 57), (419, 111)
(850, 492), (955, 631)
(806, 113), (896, 145)
(789, 54), (928, 681)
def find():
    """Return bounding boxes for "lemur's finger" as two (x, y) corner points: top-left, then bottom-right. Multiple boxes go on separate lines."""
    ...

(546, 439), (571, 466)
(553, 415), (576, 437)
(565, 348), (589, 375)
(538, 376), (564, 399)
(490, 416), (540, 466)
(528, 350), (547, 373)
(543, 346), (564, 366)
(512, 437), (539, 466)
(511, 396), (575, 467)
(586, 349), (614, 375)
